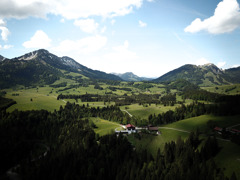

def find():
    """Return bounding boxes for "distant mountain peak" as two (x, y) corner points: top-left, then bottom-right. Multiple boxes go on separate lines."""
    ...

(17, 49), (51, 61)
(113, 72), (153, 81)
(0, 55), (7, 61)
(154, 63), (239, 86)
(0, 49), (122, 88)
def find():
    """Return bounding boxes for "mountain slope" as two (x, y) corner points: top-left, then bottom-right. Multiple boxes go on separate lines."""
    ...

(114, 72), (153, 81)
(0, 55), (7, 61)
(154, 63), (240, 86)
(0, 49), (122, 88)
(223, 66), (240, 84)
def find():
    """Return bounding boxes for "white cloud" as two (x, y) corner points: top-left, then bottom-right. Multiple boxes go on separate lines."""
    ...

(52, 35), (107, 55)
(74, 19), (99, 33)
(0, 44), (13, 50)
(60, 18), (65, 23)
(217, 61), (226, 68)
(0, 19), (10, 41)
(111, 19), (116, 25)
(3, 44), (13, 49)
(139, 20), (147, 27)
(23, 30), (52, 49)
(0, 19), (6, 26)
(232, 64), (240, 68)
(185, 0), (240, 34)
(0, 0), (143, 20)
(53, 0), (143, 19)
(101, 26), (107, 33)
(195, 58), (211, 65)
(0, 0), (50, 19)
(104, 40), (138, 62)
(0, 26), (10, 41)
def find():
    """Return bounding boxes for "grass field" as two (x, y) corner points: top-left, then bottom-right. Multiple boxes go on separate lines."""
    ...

(128, 129), (189, 157)
(120, 103), (181, 120)
(201, 84), (240, 95)
(161, 115), (240, 133)
(128, 114), (240, 179)
(215, 140), (240, 179)
(91, 118), (122, 136)
(6, 88), (66, 112)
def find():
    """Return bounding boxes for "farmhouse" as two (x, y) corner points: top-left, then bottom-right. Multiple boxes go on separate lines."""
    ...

(214, 127), (223, 134)
(115, 124), (137, 135)
(126, 124), (136, 130)
(148, 125), (161, 135)
(229, 129), (240, 135)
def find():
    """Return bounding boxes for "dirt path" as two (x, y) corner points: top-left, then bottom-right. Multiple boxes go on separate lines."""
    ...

(122, 110), (133, 117)
(158, 127), (190, 133)
(227, 123), (240, 129)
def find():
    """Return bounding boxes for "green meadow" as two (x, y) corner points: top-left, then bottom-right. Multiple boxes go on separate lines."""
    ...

(128, 129), (189, 157)
(201, 84), (240, 95)
(91, 118), (122, 136)
(120, 103), (180, 119)
(161, 115), (240, 133)
(128, 114), (240, 179)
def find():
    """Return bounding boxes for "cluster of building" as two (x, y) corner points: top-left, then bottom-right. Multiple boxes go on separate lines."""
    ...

(214, 126), (240, 135)
(115, 124), (161, 135)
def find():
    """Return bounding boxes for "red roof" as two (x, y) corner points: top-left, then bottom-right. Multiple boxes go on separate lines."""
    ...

(232, 129), (240, 133)
(214, 127), (222, 131)
(126, 124), (135, 128)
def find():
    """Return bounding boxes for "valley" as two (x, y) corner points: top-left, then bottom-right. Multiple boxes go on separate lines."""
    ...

(0, 49), (240, 180)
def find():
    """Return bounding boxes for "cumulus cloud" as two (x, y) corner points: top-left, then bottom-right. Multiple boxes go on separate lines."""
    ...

(195, 58), (211, 65)
(0, 44), (13, 50)
(0, 0), (50, 19)
(74, 19), (99, 33)
(52, 35), (107, 55)
(104, 40), (138, 62)
(139, 20), (147, 27)
(0, 0), (143, 20)
(217, 61), (226, 68)
(185, 0), (240, 34)
(0, 18), (10, 41)
(232, 64), (240, 68)
(0, 19), (6, 26)
(0, 26), (10, 41)
(23, 30), (52, 49)
(111, 19), (116, 25)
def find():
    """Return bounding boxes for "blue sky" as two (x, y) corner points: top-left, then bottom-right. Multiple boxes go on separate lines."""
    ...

(0, 0), (240, 77)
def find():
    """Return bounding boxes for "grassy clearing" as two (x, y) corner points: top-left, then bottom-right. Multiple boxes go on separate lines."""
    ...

(161, 115), (240, 179)
(201, 84), (240, 95)
(121, 103), (181, 119)
(5, 88), (65, 112)
(161, 115), (240, 133)
(91, 118), (122, 136)
(128, 129), (189, 157)
(133, 114), (240, 179)
(215, 141), (240, 179)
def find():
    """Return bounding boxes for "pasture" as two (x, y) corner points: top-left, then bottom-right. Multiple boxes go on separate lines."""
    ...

(91, 118), (122, 136)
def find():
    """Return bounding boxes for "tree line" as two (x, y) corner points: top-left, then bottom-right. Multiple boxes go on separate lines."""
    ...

(148, 94), (240, 126)
(57, 93), (177, 106)
(0, 103), (235, 180)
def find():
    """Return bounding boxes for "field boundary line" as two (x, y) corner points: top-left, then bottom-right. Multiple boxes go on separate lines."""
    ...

(158, 127), (190, 133)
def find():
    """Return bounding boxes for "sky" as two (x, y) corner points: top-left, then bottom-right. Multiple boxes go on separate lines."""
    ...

(0, 0), (240, 78)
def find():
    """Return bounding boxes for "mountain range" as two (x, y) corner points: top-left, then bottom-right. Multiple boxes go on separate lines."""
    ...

(0, 49), (240, 88)
(112, 72), (153, 82)
(154, 63), (240, 86)
(0, 49), (123, 88)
